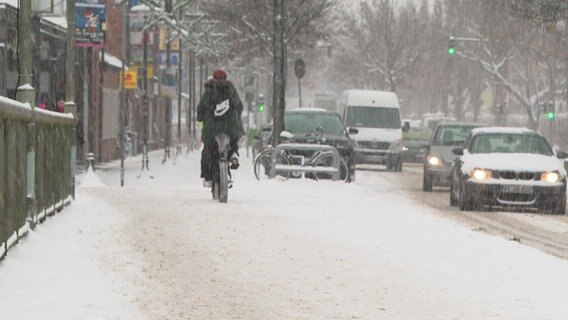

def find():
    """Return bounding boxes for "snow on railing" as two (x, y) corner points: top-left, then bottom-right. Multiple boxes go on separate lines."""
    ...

(1, 95), (77, 261)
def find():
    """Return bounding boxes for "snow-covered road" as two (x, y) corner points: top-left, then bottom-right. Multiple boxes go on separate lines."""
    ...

(1, 149), (568, 319)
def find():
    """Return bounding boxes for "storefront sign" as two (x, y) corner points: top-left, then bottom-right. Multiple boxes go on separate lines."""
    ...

(75, 0), (106, 47)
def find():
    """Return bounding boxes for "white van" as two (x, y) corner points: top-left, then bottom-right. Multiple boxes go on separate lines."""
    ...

(337, 90), (408, 171)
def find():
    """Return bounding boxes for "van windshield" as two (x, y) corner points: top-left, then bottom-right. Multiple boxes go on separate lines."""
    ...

(345, 106), (401, 129)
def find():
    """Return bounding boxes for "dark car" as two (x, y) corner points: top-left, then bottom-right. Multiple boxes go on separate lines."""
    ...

(449, 127), (567, 214)
(423, 121), (488, 191)
(283, 108), (358, 181)
(403, 126), (432, 163)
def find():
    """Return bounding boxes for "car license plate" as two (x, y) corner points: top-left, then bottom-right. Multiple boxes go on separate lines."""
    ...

(501, 185), (533, 194)
(292, 155), (304, 165)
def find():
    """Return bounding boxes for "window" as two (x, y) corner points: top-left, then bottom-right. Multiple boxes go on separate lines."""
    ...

(432, 125), (478, 146)
(345, 106), (401, 129)
(285, 113), (344, 135)
(469, 134), (553, 155)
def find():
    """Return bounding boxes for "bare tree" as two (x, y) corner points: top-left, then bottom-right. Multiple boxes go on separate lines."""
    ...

(334, 0), (420, 93)
(204, 0), (336, 142)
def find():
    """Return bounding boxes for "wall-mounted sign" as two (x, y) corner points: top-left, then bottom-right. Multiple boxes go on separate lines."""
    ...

(159, 27), (180, 51)
(159, 51), (180, 65)
(75, 0), (106, 47)
(123, 70), (138, 89)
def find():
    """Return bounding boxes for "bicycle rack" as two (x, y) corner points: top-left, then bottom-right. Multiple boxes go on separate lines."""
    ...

(269, 143), (341, 181)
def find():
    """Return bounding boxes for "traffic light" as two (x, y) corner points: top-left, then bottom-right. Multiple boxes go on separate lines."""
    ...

(448, 37), (456, 56)
(257, 94), (266, 112)
(257, 102), (266, 113)
(546, 101), (555, 120)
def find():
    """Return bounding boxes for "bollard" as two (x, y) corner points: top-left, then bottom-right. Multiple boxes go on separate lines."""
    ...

(86, 152), (96, 171)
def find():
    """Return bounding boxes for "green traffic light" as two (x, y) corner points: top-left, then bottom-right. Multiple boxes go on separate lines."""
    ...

(258, 103), (266, 112)
(448, 47), (456, 56)
(546, 111), (555, 120)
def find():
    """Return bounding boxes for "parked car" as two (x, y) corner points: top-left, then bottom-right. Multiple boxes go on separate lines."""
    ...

(423, 121), (488, 191)
(449, 127), (567, 214)
(403, 125), (432, 163)
(283, 108), (358, 181)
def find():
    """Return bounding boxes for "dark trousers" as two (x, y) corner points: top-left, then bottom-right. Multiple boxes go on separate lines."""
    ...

(200, 138), (240, 181)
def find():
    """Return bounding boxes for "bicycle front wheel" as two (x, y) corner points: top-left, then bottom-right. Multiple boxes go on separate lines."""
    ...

(253, 150), (291, 180)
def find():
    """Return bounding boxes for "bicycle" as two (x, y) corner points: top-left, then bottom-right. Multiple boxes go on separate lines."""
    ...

(211, 133), (231, 203)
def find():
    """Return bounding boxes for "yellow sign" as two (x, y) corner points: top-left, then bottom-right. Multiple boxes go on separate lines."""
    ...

(123, 70), (138, 89)
(159, 26), (180, 51)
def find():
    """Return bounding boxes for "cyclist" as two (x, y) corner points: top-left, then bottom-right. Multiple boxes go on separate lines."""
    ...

(197, 69), (245, 188)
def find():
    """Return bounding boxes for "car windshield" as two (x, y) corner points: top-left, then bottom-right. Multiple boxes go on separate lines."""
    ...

(404, 127), (432, 142)
(345, 106), (401, 129)
(284, 112), (345, 135)
(469, 133), (553, 155)
(432, 125), (478, 146)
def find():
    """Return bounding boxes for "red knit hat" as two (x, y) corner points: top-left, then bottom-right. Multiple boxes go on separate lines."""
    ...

(213, 69), (227, 80)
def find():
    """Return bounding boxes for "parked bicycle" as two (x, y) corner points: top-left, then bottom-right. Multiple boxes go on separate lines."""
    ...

(253, 129), (350, 182)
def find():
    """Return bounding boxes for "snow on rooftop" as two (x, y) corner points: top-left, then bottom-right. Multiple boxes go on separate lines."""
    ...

(286, 107), (329, 113)
(42, 16), (67, 29)
(130, 4), (162, 12)
(100, 52), (128, 70)
(0, 0), (19, 8)
(472, 127), (536, 135)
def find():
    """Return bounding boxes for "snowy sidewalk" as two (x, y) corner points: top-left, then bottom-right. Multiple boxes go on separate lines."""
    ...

(1, 149), (568, 319)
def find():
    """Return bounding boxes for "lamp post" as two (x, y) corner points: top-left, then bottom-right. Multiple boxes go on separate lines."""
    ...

(16, 0), (34, 105)
(133, 5), (154, 179)
(162, 0), (172, 164)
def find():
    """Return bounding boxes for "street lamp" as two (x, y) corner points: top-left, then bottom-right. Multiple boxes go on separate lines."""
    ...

(131, 4), (156, 179)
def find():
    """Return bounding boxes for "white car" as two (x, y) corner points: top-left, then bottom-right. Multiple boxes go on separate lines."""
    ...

(449, 127), (568, 214)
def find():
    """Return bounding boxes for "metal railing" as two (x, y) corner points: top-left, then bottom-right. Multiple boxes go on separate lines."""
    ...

(1, 96), (77, 260)
(269, 143), (340, 181)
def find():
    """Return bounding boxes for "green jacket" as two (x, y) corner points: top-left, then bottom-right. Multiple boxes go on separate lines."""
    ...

(197, 78), (245, 143)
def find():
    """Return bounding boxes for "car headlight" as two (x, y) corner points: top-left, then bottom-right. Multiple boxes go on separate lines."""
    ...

(427, 156), (442, 166)
(470, 168), (492, 180)
(541, 171), (561, 183)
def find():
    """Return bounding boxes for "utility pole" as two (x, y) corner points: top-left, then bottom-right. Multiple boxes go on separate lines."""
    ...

(16, 0), (34, 105)
(65, 0), (77, 115)
(16, 0), (36, 227)
(67, 0), (79, 195)
(176, 7), (183, 158)
(120, 3), (129, 187)
(87, 48), (94, 160)
(138, 18), (153, 179)
(162, 0), (173, 164)
(187, 49), (194, 152)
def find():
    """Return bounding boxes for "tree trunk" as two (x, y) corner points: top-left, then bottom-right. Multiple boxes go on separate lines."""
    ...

(272, 0), (287, 145)
(389, 77), (397, 93)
